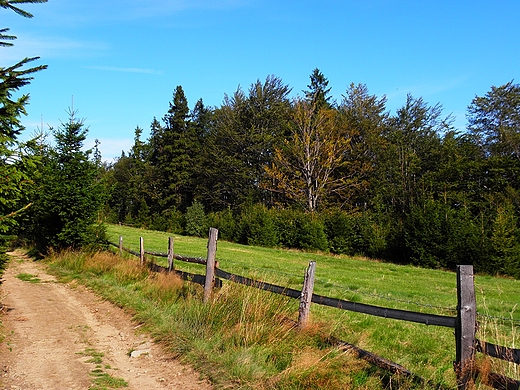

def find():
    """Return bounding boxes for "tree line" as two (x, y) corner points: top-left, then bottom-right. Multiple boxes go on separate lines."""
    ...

(104, 71), (520, 278)
(1, 2), (519, 278)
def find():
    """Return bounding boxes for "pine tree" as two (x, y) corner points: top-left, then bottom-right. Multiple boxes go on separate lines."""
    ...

(27, 110), (106, 251)
(0, 0), (47, 248)
(151, 86), (199, 212)
(304, 68), (333, 109)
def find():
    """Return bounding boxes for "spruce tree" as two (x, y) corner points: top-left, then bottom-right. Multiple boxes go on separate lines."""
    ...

(304, 68), (333, 109)
(0, 0), (47, 253)
(27, 110), (106, 251)
(151, 86), (200, 213)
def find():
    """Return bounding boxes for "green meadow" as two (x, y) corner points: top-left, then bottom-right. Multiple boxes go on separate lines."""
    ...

(99, 224), (519, 388)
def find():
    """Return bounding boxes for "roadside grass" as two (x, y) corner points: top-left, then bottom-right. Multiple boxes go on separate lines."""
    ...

(15, 272), (41, 283)
(105, 224), (520, 387)
(46, 250), (434, 389)
(77, 347), (128, 389)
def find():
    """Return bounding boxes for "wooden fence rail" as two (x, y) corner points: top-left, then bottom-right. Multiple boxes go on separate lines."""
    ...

(107, 230), (520, 390)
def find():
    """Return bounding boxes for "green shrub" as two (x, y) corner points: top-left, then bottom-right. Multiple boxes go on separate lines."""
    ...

(323, 209), (355, 255)
(273, 209), (328, 252)
(184, 201), (208, 237)
(299, 218), (328, 251)
(272, 209), (301, 249)
(150, 208), (183, 234)
(489, 202), (520, 277)
(237, 204), (278, 247)
(206, 208), (237, 241)
(404, 199), (482, 270)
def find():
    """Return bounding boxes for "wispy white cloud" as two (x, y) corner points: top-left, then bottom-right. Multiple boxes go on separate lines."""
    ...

(83, 65), (162, 75)
(0, 34), (108, 65)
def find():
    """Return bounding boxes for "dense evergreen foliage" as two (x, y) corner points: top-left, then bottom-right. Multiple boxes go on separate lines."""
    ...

(104, 74), (520, 278)
(0, 0), (47, 256)
(23, 111), (107, 251)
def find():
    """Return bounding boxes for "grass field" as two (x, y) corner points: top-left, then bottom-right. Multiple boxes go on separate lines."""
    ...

(101, 224), (519, 388)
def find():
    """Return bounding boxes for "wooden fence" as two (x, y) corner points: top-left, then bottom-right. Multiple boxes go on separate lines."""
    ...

(108, 228), (520, 390)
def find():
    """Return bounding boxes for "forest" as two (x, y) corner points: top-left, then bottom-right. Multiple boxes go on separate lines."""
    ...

(100, 72), (520, 279)
(2, 2), (520, 279)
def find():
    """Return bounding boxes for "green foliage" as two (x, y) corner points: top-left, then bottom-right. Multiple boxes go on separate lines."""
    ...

(25, 111), (107, 251)
(323, 209), (354, 255)
(489, 202), (520, 278)
(103, 77), (520, 278)
(206, 208), (237, 241)
(184, 200), (207, 237)
(149, 207), (183, 234)
(237, 204), (278, 247)
(0, 1), (47, 243)
(323, 209), (390, 258)
(273, 209), (328, 251)
(403, 199), (485, 271)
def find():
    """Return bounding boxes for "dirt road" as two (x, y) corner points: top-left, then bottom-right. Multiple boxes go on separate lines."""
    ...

(0, 251), (212, 390)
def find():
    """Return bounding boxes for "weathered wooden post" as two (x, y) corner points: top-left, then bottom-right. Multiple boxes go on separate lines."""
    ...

(298, 261), (316, 329)
(204, 228), (218, 303)
(167, 236), (174, 272)
(455, 265), (477, 389)
(119, 235), (123, 257)
(140, 237), (145, 265)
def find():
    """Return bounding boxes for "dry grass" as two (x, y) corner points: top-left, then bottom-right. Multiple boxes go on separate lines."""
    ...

(143, 271), (185, 302)
(49, 248), (505, 389)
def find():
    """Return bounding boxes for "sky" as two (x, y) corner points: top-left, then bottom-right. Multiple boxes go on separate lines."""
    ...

(2, 0), (519, 161)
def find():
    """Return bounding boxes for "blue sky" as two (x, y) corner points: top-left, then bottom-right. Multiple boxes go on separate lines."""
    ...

(3, 0), (519, 161)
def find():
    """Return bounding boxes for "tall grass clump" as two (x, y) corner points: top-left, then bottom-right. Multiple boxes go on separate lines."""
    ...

(45, 249), (436, 389)
(472, 299), (519, 387)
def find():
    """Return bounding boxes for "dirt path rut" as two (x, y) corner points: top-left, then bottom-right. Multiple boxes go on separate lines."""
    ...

(0, 251), (212, 390)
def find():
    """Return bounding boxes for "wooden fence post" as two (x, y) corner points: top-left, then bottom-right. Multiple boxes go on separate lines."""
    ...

(204, 228), (218, 303)
(140, 237), (145, 265)
(455, 265), (477, 389)
(119, 235), (123, 257)
(168, 236), (174, 272)
(298, 261), (316, 329)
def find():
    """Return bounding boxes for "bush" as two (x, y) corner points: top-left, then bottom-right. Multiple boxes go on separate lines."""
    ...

(323, 209), (355, 255)
(237, 204), (278, 247)
(184, 201), (208, 237)
(150, 208), (183, 234)
(488, 202), (520, 278)
(206, 208), (237, 242)
(404, 199), (481, 270)
(298, 218), (328, 251)
(273, 209), (328, 252)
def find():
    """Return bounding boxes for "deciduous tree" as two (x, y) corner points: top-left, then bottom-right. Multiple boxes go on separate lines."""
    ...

(200, 76), (291, 210)
(265, 98), (351, 212)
